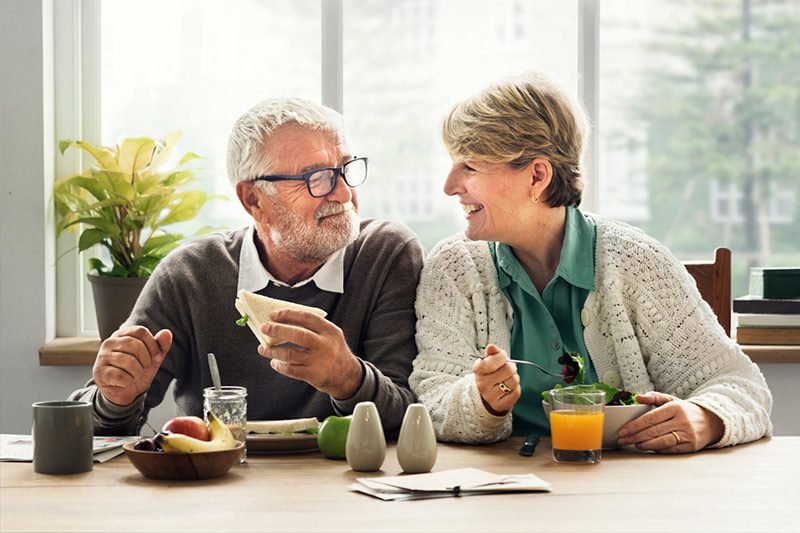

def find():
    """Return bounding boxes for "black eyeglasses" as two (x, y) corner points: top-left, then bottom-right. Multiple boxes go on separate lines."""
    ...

(251, 157), (368, 198)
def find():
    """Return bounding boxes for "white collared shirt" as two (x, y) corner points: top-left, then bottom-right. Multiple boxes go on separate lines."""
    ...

(236, 225), (345, 294)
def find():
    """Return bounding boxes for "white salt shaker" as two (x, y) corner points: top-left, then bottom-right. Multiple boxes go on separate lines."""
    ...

(396, 403), (437, 474)
(345, 401), (386, 472)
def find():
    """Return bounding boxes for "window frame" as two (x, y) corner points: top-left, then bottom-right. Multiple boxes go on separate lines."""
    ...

(52, 0), (600, 336)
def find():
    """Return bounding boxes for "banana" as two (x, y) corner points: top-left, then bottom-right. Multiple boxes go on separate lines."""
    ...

(155, 412), (236, 453)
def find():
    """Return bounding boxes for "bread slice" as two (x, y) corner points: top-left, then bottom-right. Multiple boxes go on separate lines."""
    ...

(235, 290), (326, 348)
(247, 417), (320, 434)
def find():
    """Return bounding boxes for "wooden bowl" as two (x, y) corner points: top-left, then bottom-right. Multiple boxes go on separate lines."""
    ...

(123, 441), (244, 480)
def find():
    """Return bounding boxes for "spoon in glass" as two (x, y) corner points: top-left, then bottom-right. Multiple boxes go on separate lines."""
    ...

(468, 353), (564, 379)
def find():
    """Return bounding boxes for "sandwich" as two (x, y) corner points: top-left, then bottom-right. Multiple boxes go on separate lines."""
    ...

(247, 417), (320, 436)
(235, 289), (326, 348)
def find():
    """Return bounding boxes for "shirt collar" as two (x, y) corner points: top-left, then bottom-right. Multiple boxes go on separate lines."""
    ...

(237, 225), (345, 294)
(494, 206), (595, 292)
(557, 206), (595, 291)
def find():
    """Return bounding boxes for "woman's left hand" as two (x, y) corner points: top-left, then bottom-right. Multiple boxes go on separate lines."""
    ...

(617, 392), (725, 453)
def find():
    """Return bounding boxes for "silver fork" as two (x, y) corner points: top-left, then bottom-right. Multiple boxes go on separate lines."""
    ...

(468, 353), (564, 379)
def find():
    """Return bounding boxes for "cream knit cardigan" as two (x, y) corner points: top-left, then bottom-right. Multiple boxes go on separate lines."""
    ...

(410, 214), (773, 447)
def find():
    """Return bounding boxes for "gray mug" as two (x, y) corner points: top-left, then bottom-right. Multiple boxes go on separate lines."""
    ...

(32, 400), (93, 474)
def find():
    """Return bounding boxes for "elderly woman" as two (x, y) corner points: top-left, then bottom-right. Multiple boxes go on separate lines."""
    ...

(410, 72), (772, 452)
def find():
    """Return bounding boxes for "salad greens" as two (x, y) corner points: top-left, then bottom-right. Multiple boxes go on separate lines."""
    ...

(544, 352), (640, 406)
(236, 313), (249, 327)
(542, 383), (640, 406)
(558, 351), (584, 384)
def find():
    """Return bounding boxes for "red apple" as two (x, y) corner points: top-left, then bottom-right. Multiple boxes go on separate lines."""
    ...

(161, 416), (210, 441)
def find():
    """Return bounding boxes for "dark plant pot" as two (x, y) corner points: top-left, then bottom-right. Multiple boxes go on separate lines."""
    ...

(88, 274), (149, 341)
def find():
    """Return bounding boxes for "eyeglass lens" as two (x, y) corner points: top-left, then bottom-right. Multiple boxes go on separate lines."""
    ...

(308, 158), (367, 197)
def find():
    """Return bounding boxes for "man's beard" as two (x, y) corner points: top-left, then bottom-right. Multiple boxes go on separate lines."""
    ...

(266, 199), (360, 264)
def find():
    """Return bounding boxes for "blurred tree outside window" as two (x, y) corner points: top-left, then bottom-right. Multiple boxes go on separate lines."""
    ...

(599, 0), (800, 298)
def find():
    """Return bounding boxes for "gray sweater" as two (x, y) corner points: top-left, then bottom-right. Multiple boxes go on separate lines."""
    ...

(69, 219), (425, 436)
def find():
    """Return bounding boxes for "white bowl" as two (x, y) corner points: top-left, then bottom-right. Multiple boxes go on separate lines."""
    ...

(542, 400), (651, 450)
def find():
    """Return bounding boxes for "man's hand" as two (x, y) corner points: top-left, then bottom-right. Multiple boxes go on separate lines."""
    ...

(473, 344), (520, 416)
(617, 392), (725, 453)
(92, 326), (172, 406)
(258, 309), (363, 400)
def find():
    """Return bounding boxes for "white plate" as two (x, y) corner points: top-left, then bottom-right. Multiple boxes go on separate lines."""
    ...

(246, 433), (319, 455)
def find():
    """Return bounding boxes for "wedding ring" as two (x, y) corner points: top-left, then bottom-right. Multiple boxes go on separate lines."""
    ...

(498, 382), (512, 394)
(671, 431), (681, 445)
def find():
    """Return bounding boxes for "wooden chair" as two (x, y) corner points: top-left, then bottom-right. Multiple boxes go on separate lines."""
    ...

(683, 247), (732, 337)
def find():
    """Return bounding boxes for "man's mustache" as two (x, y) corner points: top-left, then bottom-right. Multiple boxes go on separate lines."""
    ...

(315, 201), (354, 221)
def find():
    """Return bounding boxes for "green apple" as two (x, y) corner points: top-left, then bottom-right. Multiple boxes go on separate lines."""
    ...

(317, 415), (352, 459)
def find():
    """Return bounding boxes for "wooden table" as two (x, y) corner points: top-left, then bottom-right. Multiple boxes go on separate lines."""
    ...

(1, 437), (797, 532)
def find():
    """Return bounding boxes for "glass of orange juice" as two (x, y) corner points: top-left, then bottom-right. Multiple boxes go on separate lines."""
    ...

(548, 387), (605, 464)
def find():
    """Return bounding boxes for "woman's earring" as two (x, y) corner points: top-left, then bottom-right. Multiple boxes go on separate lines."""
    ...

(532, 195), (539, 204)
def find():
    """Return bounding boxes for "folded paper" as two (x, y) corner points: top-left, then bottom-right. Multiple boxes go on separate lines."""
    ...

(351, 467), (551, 501)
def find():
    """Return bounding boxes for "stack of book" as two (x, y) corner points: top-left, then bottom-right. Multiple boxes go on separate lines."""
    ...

(733, 267), (800, 345)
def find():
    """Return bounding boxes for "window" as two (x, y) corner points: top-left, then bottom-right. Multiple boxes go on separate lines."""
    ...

(343, 0), (577, 245)
(55, 0), (799, 335)
(598, 0), (800, 297)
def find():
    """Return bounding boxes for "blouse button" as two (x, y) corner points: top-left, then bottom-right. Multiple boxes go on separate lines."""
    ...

(602, 370), (622, 388)
(552, 340), (560, 350)
(581, 308), (591, 327)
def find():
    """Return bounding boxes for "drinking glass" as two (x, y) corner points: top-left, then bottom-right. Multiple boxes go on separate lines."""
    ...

(548, 387), (605, 464)
(203, 386), (247, 464)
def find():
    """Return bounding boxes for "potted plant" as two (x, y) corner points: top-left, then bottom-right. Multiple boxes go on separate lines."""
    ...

(54, 131), (222, 339)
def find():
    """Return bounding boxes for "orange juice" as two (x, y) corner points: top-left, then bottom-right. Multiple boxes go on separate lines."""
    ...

(550, 410), (604, 451)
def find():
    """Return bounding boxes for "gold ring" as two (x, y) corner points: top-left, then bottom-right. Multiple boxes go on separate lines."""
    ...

(498, 382), (512, 394)
(671, 431), (681, 445)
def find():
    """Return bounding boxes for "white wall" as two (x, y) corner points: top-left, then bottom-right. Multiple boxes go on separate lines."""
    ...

(759, 364), (800, 436)
(1, 0), (93, 434)
(0, 0), (796, 438)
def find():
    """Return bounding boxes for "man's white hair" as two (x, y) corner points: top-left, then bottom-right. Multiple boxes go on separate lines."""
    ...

(226, 97), (345, 191)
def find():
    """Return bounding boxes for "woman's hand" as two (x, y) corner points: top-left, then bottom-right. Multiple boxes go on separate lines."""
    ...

(473, 344), (521, 416)
(617, 392), (725, 453)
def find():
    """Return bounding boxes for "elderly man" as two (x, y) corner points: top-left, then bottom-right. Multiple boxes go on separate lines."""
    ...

(69, 97), (425, 436)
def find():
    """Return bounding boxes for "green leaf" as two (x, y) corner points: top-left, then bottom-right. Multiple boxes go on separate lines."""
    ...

(77, 228), (109, 252)
(107, 264), (132, 277)
(91, 170), (135, 201)
(88, 257), (109, 276)
(193, 224), (227, 236)
(163, 169), (198, 188)
(177, 151), (204, 166)
(156, 191), (208, 226)
(236, 314), (249, 327)
(59, 139), (120, 171)
(149, 131), (182, 171)
(128, 256), (161, 277)
(135, 172), (167, 195)
(65, 216), (121, 238)
(118, 138), (156, 176)
(140, 233), (183, 256)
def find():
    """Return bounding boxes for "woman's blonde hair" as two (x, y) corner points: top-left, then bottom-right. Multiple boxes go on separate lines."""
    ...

(442, 71), (589, 207)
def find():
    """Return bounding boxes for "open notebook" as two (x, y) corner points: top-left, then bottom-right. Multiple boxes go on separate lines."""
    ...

(351, 467), (552, 501)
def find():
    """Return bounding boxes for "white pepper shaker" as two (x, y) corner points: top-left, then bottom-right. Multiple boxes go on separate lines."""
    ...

(396, 403), (437, 474)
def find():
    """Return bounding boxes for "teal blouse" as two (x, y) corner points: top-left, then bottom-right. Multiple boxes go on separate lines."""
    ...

(489, 206), (598, 437)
